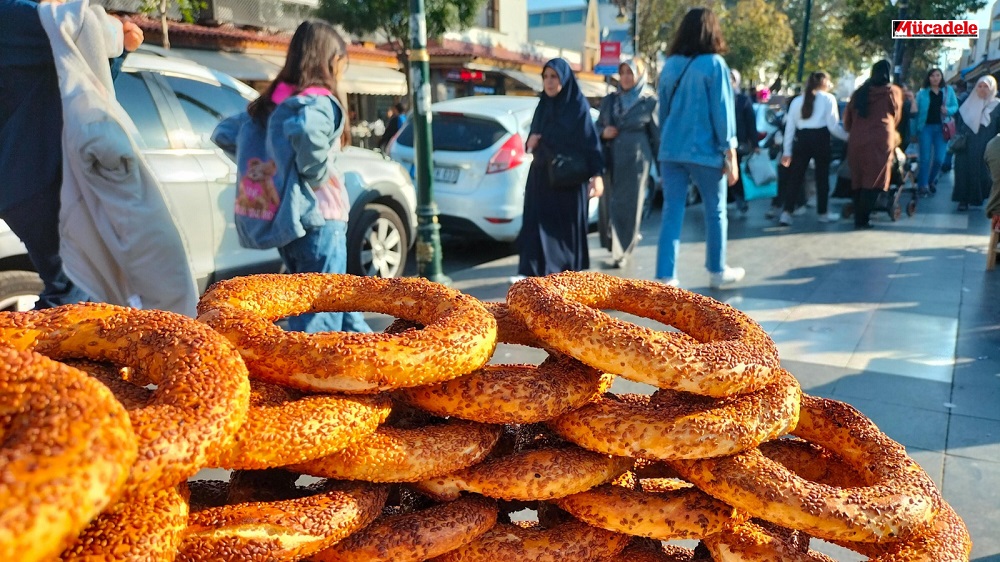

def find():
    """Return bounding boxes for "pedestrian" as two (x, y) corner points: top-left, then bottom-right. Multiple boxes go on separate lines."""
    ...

(379, 102), (406, 152)
(941, 80), (969, 173)
(779, 71), (849, 226)
(513, 57), (604, 281)
(913, 67), (959, 197)
(986, 133), (1000, 231)
(596, 58), (658, 269)
(952, 76), (1000, 211)
(843, 60), (903, 229)
(212, 20), (371, 334)
(0, 0), (143, 309)
(654, 7), (743, 289)
(730, 68), (758, 216)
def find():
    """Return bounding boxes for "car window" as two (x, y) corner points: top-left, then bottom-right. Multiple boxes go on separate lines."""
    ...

(163, 75), (251, 148)
(114, 72), (170, 149)
(395, 114), (507, 152)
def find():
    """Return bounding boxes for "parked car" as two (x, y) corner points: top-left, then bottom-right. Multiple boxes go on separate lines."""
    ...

(386, 96), (600, 243)
(0, 52), (417, 312)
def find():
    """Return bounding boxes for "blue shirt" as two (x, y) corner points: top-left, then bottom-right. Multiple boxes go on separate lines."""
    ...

(656, 53), (736, 169)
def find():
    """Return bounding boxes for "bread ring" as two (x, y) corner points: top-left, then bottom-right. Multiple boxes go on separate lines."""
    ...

(838, 501), (971, 561)
(197, 273), (498, 393)
(548, 369), (800, 460)
(415, 446), (632, 501)
(0, 346), (137, 562)
(0, 304), (250, 495)
(758, 438), (863, 489)
(431, 519), (629, 562)
(177, 481), (389, 562)
(396, 355), (613, 424)
(312, 495), (498, 562)
(290, 419), (502, 482)
(385, 301), (546, 349)
(60, 484), (189, 561)
(703, 520), (836, 562)
(554, 475), (748, 540)
(671, 395), (941, 542)
(213, 380), (391, 469)
(603, 539), (709, 562)
(506, 272), (780, 397)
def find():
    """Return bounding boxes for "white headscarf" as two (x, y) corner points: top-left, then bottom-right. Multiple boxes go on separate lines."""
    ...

(959, 75), (1000, 134)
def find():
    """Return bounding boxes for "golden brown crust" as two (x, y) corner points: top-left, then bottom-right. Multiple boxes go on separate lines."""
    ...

(506, 272), (780, 397)
(600, 539), (706, 562)
(396, 355), (612, 424)
(0, 304), (251, 496)
(60, 484), (189, 561)
(0, 346), (138, 562)
(177, 482), (388, 562)
(213, 381), (392, 469)
(414, 446), (633, 501)
(290, 420), (502, 483)
(671, 395), (942, 543)
(758, 438), (861, 489)
(555, 476), (748, 540)
(197, 274), (498, 393)
(431, 520), (630, 562)
(548, 369), (800, 460)
(836, 500), (971, 561)
(312, 495), (498, 562)
(703, 520), (837, 562)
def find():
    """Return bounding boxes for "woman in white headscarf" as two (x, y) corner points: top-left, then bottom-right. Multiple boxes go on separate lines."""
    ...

(596, 58), (659, 268)
(953, 75), (1000, 211)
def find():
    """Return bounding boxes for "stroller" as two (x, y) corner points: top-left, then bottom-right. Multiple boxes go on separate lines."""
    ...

(837, 146), (918, 222)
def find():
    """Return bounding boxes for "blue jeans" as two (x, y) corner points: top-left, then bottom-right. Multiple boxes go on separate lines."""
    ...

(278, 220), (372, 334)
(656, 161), (728, 279)
(918, 124), (947, 188)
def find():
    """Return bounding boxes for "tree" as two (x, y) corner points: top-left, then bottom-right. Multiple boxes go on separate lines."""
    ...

(720, 0), (793, 78)
(769, 0), (867, 90)
(138, 0), (204, 49)
(317, 0), (487, 80)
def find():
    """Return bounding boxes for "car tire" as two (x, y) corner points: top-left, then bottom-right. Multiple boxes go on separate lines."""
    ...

(0, 270), (43, 312)
(347, 203), (409, 278)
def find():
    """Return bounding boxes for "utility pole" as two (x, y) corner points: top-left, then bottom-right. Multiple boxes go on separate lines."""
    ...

(796, 0), (813, 83)
(891, 0), (908, 84)
(408, 0), (450, 285)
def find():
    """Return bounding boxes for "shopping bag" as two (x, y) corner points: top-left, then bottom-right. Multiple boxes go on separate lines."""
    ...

(746, 152), (777, 186)
(742, 154), (778, 201)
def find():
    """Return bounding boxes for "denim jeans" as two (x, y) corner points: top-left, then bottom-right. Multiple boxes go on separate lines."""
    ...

(656, 161), (728, 279)
(918, 124), (947, 188)
(278, 220), (372, 334)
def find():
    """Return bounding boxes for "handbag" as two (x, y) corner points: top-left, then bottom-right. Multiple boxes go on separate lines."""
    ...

(746, 151), (777, 186)
(943, 118), (956, 141)
(547, 151), (592, 189)
(947, 133), (967, 154)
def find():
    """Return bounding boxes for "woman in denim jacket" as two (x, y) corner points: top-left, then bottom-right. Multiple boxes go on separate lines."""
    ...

(913, 68), (959, 196)
(655, 7), (742, 289)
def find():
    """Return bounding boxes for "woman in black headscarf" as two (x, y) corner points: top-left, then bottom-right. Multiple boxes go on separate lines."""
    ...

(514, 57), (605, 280)
(844, 59), (903, 228)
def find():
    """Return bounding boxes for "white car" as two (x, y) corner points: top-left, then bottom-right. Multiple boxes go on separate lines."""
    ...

(386, 96), (599, 243)
(0, 52), (417, 311)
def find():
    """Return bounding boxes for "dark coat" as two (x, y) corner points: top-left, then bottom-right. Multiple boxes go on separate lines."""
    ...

(953, 103), (1000, 206)
(844, 84), (903, 191)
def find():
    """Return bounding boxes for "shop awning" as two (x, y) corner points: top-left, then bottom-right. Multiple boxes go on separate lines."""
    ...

(169, 48), (281, 82)
(341, 64), (408, 96)
(501, 69), (543, 92)
(577, 77), (615, 98)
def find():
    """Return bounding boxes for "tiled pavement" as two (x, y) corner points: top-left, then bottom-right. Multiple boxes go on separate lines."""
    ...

(402, 170), (1000, 560)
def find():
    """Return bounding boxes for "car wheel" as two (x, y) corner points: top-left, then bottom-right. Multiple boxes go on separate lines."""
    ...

(0, 270), (43, 312)
(348, 203), (408, 278)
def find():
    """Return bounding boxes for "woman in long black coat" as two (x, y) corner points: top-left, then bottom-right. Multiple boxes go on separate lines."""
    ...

(515, 57), (605, 278)
(953, 75), (1000, 211)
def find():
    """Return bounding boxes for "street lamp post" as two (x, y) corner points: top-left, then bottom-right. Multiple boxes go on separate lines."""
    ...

(891, 0), (908, 84)
(408, 0), (450, 285)
(796, 0), (813, 83)
(616, 0), (639, 56)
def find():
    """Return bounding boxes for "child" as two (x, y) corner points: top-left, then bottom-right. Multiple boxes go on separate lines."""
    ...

(213, 20), (371, 334)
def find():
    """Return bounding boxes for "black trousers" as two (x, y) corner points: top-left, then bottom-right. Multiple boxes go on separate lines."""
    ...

(784, 128), (832, 215)
(852, 189), (880, 227)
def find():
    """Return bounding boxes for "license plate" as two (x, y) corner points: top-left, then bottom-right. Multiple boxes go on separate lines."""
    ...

(434, 167), (460, 183)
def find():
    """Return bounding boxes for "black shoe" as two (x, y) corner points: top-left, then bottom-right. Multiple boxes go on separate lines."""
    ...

(941, 164), (952, 173)
(854, 221), (874, 230)
(957, 203), (969, 212)
(929, 183), (937, 195)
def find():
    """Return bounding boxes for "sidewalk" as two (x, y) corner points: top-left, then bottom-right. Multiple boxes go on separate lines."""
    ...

(429, 172), (1000, 560)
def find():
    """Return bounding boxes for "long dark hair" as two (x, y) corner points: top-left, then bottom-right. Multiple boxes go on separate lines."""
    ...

(248, 20), (349, 141)
(852, 60), (891, 119)
(923, 67), (944, 89)
(801, 71), (827, 120)
(668, 7), (728, 57)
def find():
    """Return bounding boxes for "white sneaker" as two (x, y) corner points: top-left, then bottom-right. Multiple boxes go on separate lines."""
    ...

(508, 275), (527, 285)
(778, 211), (793, 226)
(656, 277), (680, 287)
(709, 266), (745, 289)
(765, 206), (781, 219)
(792, 206), (808, 216)
(817, 212), (840, 223)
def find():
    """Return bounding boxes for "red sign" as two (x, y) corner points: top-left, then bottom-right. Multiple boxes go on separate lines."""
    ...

(599, 41), (621, 65)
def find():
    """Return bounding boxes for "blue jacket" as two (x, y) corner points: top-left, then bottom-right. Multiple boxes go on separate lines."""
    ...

(657, 53), (736, 168)
(212, 91), (344, 249)
(914, 85), (959, 133)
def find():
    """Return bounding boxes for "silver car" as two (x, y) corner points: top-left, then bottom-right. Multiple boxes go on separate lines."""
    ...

(0, 52), (417, 311)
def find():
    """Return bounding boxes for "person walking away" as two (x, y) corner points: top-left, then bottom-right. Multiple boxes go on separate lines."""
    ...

(843, 60), (903, 229)
(985, 133), (1000, 232)
(952, 76), (1000, 211)
(913, 68), (959, 197)
(514, 57), (604, 281)
(942, 80), (969, 173)
(730, 68), (758, 216)
(779, 71), (848, 226)
(212, 20), (371, 334)
(597, 58), (658, 268)
(0, 0), (143, 309)
(654, 7), (743, 289)
(378, 102), (405, 152)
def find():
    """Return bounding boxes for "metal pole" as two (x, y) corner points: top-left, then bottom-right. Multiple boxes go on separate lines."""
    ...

(408, 0), (450, 285)
(796, 0), (813, 83)
(632, 0), (639, 56)
(892, 2), (907, 84)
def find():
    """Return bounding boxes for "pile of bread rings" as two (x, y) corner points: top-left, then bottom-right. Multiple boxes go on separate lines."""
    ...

(0, 270), (970, 561)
